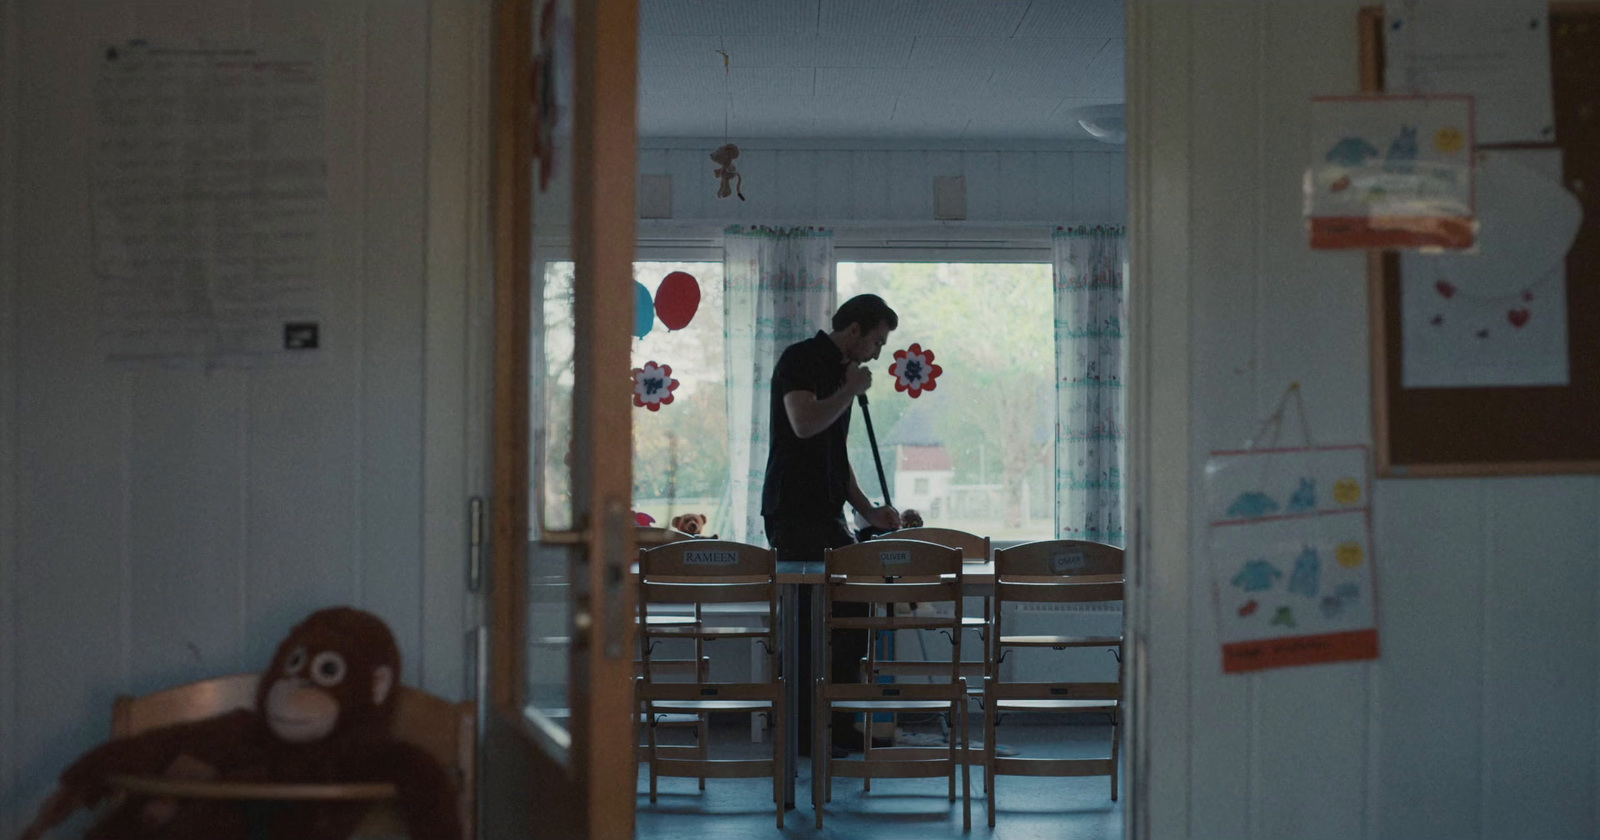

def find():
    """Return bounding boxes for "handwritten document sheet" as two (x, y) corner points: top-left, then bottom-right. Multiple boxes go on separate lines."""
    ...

(94, 40), (325, 364)
(1384, 0), (1554, 144)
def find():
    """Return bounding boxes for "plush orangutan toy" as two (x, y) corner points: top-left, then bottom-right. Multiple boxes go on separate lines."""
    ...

(18, 607), (460, 840)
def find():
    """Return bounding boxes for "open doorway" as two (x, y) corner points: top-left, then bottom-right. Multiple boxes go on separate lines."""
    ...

(496, 0), (1135, 837)
(623, 2), (1132, 837)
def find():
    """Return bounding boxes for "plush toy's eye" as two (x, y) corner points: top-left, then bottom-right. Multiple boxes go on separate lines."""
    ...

(310, 651), (347, 687)
(284, 647), (307, 675)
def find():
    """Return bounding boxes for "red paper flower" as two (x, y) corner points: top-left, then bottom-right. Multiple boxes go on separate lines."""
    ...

(631, 361), (679, 411)
(889, 344), (942, 398)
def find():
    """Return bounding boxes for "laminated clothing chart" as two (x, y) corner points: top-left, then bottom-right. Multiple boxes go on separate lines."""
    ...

(1206, 445), (1379, 673)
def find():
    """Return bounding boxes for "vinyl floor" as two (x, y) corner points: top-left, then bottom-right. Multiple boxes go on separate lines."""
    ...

(636, 715), (1125, 840)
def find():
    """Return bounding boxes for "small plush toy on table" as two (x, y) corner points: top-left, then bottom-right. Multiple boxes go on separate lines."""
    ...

(670, 513), (708, 536)
(18, 607), (460, 840)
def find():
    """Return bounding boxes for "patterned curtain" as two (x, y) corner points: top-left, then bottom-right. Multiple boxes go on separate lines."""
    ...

(719, 226), (836, 544)
(1053, 226), (1128, 547)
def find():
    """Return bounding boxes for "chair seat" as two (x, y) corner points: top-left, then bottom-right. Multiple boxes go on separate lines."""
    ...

(642, 615), (698, 626)
(642, 699), (775, 712)
(830, 699), (960, 712)
(992, 698), (1118, 712)
(998, 634), (1122, 647)
(643, 624), (769, 638)
(640, 712), (702, 725)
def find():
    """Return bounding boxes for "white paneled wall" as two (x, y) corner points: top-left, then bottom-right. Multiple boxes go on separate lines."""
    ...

(0, 1), (489, 833)
(638, 140), (1126, 225)
(1136, 3), (1600, 839)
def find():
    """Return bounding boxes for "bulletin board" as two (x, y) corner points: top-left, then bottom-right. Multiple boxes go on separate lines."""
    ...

(1361, 4), (1600, 476)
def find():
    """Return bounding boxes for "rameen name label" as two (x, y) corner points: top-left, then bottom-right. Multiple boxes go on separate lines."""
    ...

(684, 550), (738, 565)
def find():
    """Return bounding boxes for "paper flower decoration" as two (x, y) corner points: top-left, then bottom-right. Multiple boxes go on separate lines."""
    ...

(888, 343), (942, 398)
(631, 361), (679, 411)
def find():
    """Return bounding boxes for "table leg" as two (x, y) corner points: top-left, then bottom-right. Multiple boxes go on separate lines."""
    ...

(781, 582), (799, 808)
(810, 582), (824, 813)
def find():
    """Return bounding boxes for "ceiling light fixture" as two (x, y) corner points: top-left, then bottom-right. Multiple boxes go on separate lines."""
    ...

(1065, 104), (1126, 145)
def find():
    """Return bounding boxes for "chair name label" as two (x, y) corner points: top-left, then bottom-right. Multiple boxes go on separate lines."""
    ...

(684, 550), (738, 565)
(1050, 551), (1087, 573)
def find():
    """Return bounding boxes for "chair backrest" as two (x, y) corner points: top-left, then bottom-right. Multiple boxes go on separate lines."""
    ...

(637, 539), (779, 673)
(824, 538), (963, 580)
(993, 539), (1124, 602)
(882, 527), (991, 562)
(822, 539), (967, 682)
(112, 673), (476, 839)
(637, 525), (696, 546)
(992, 541), (1124, 655)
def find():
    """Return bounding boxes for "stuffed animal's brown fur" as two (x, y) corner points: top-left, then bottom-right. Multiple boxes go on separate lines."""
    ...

(670, 513), (707, 536)
(18, 608), (459, 840)
(709, 143), (744, 200)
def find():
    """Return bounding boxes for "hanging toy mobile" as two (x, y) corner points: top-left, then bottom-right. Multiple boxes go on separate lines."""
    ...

(710, 143), (743, 201)
(710, 49), (744, 200)
(888, 343), (942, 398)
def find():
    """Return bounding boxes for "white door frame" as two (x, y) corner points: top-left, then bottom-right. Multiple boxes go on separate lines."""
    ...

(1126, 3), (1194, 839)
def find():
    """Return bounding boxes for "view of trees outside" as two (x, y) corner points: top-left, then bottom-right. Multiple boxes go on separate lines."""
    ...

(538, 261), (727, 531)
(628, 262), (727, 526)
(839, 262), (1055, 541)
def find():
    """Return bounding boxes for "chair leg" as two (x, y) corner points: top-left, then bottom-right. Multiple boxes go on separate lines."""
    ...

(825, 717), (835, 803)
(646, 709), (659, 804)
(862, 713), (873, 793)
(1110, 710), (1120, 802)
(947, 701), (957, 802)
(985, 694), (997, 827)
(773, 696), (785, 829)
(813, 679), (825, 829)
(960, 695), (971, 831)
(697, 712), (708, 790)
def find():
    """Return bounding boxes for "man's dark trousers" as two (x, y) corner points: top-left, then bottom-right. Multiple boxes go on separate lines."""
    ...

(765, 514), (870, 754)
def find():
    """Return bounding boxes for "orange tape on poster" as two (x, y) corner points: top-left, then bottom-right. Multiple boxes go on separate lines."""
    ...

(1310, 216), (1475, 250)
(1222, 628), (1380, 674)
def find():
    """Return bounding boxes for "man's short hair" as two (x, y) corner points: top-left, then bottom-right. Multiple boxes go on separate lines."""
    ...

(832, 294), (898, 333)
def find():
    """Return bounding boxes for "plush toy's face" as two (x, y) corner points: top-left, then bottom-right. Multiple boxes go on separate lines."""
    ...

(670, 513), (706, 535)
(258, 608), (399, 744)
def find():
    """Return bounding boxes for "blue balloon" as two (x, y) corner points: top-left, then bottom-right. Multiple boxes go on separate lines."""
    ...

(633, 281), (654, 338)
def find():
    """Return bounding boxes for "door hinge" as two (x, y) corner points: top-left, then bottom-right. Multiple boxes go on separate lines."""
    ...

(468, 496), (485, 592)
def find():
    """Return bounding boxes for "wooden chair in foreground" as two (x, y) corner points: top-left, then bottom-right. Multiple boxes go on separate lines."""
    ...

(633, 525), (710, 780)
(863, 527), (991, 770)
(984, 539), (1123, 826)
(636, 538), (786, 827)
(814, 538), (970, 830)
(108, 672), (475, 838)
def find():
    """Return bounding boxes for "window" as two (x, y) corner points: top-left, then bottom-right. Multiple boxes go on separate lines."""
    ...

(538, 260), (726, 531)
(838, 262), (1055, 542)
(628, 262), (726, 527)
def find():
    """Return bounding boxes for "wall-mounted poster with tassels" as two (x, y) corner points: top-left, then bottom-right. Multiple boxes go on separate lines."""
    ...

(1205, 443), (1379, 674)
(1204, 384), (1379, 673)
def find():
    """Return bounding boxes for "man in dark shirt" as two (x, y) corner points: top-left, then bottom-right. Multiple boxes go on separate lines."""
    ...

(762, 293), (901, 756)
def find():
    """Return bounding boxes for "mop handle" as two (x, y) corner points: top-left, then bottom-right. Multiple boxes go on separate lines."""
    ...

(858, 392), (892, 509)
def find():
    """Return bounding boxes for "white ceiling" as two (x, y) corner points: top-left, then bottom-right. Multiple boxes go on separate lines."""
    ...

(638, 0), (1125, 143)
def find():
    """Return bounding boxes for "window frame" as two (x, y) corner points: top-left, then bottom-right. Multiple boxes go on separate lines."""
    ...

(613, 227), (1086, 550)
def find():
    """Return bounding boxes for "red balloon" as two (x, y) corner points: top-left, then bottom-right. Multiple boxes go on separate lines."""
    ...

(654, 271), (701, 331)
